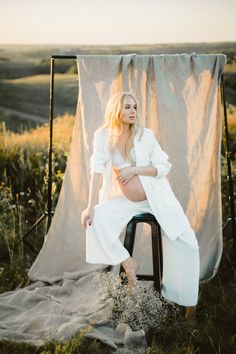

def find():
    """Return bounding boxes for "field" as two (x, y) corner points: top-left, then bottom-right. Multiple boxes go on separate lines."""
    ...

(0, 44), (236, 353)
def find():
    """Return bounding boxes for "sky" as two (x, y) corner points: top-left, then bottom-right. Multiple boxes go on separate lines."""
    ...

(0, 0), (235, 45)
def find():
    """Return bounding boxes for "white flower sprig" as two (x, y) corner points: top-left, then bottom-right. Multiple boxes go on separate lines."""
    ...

(92, 271), (178, 333)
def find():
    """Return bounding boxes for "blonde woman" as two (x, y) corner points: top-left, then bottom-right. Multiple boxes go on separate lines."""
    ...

(81, 92), (200, 321)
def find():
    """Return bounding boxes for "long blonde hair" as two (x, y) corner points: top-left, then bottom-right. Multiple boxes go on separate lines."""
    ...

(100, 92), (144, 163)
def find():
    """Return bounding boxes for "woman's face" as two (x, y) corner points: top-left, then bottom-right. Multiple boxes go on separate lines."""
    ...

(120, 96), (137, 126)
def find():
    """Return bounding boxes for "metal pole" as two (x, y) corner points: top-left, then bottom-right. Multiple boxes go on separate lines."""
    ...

(220, 73), (236, 251)
(45, 58), (55, 235)
(51, 55), (77, 59)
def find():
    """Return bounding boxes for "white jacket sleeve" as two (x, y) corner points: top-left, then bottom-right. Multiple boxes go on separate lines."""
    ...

(89, 129), (106, 175)
(148, 130), (172, 179)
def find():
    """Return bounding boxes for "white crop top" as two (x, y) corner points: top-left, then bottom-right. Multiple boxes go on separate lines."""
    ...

(112, 147), (136, 169)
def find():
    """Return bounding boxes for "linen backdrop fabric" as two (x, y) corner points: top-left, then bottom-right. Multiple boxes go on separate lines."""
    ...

(0, 53), (227, 351)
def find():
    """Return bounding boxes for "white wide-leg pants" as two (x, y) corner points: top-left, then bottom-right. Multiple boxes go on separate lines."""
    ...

(86, 195), (200, 306)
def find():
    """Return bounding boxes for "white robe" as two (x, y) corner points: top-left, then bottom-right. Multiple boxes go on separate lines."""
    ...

(90, 126), (191, 242)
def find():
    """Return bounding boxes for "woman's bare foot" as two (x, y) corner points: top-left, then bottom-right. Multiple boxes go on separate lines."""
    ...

(121, 257), (141, 291)
(184, 306), (196, 321)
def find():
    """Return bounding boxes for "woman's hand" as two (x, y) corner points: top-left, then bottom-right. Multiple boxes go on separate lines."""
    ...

(115, 166), (137, 185)
(81, 206), (95, 228)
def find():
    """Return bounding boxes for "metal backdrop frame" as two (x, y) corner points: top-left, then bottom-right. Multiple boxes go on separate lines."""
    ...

(16, 54), (236, 256)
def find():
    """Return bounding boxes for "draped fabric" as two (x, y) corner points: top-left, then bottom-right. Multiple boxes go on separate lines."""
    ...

(0, 53), (227, 351)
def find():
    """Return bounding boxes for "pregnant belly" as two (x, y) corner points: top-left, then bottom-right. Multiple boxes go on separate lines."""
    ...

(116, 174), (147, 202)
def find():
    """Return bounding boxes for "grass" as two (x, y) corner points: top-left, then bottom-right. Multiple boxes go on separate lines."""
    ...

(224, 63), (236, 74)
(0, 113), (75, 150)
(0, 74), (78, 118)
(0, 328), (113, 354)
(226, 103), (236, 129)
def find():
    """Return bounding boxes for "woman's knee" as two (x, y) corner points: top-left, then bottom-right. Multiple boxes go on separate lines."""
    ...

(94, 200), (112, 216)
(94, 197), (132, 217)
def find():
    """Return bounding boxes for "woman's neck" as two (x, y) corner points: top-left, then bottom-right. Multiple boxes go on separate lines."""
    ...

(120, 124), (131, 136)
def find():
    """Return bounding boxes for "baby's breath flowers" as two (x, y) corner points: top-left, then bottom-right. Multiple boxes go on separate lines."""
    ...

(92, 271), (178, 333)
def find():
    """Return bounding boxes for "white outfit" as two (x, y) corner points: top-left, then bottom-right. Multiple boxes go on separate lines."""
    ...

(111, 146), (136, 169)
(86, 127), (200, 306)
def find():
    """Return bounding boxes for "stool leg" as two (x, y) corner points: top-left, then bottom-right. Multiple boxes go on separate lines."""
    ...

(157, 223), (163, 279)
(123, 220), (137, 253)
(151, 221), (162, 292)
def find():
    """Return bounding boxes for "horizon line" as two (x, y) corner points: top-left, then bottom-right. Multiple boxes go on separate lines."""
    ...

(0, 40), (236, 46)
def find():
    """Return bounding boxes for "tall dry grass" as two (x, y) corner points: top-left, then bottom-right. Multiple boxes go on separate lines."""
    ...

(0, 113), (75, 151)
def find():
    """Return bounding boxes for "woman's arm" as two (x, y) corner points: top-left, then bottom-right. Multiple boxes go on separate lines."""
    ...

(125, 138), (171, 178)
(87, 172), (103, 208)
(117, 165), (157, 183)
(89, 129), (107, 175)
(81, 173), (102, 228)
(133, 165), (158, 177)
(81, 129), (106, 228)
(147, 129), (172, 179)
(88, 129), (107, 205)
(117, 128), (171, 181)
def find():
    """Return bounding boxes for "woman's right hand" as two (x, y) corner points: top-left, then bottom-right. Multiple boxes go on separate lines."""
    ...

(81, 207), (95, 228)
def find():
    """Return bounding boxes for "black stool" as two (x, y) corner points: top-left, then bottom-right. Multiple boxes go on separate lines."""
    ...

(119, 213), (163, 292)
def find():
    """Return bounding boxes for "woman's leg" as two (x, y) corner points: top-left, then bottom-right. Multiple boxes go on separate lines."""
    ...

(86, 196), (151, 289)
(86, 196), (146, 265)
(178, 228), (200, 320)
(120, 256), (141, 290)
(87, 195), (200, 308)
(161, 227), (200, 310)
